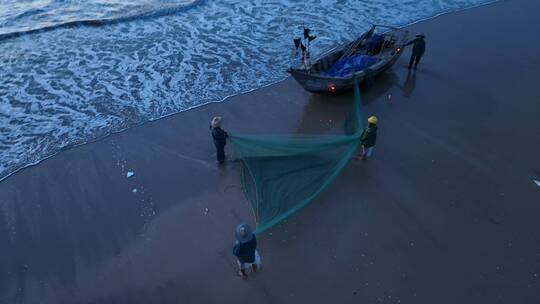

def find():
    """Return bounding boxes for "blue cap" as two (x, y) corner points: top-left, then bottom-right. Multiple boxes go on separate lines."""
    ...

(235, 223), (254, 243)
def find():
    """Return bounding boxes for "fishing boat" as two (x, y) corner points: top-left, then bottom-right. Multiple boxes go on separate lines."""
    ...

(287, 25), (409, 94)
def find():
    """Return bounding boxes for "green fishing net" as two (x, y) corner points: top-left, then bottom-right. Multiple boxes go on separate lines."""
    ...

(229, 80), (365, 232)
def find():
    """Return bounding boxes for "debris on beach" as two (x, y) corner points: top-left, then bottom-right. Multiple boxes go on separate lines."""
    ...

(203, 207), (209, 215)
(127, 171), (135, 178)
(132, 188), (137, 193)
(534, 179), (540, 188)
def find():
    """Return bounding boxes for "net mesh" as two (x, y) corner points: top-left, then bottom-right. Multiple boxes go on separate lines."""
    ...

(229, 80), (365, 232)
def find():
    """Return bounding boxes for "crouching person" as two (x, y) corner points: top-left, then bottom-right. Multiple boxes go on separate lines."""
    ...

(233, 224), (261, 279)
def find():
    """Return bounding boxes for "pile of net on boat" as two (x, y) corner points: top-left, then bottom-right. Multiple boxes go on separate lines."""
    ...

(325, 55), (379, 77)
(229, 79), (365, 232)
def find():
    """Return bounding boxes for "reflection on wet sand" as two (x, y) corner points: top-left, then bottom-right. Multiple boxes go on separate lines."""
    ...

(295, 70), (402, 135)
(401, 69), (417, 98)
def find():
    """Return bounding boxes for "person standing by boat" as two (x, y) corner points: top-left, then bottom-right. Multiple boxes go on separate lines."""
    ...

(405, 33), (426, 70)
(233, 224), (261, 279)
(358, 116), (378, 160)
(210, 116), (228, 164)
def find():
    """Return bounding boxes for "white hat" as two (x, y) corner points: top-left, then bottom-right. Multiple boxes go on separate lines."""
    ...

(211, 116), (222, 128)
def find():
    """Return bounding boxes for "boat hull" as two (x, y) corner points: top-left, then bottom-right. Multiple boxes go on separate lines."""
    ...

(288, 48), (404, 94)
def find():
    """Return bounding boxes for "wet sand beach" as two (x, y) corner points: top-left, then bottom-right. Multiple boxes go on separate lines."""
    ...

(1, 0), (540, 303)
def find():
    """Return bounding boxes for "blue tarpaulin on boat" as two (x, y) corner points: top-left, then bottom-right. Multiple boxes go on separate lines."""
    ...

(325, 55), (379, 77)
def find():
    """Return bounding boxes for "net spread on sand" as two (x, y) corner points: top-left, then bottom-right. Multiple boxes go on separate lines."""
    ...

(229, 80), (365, 232)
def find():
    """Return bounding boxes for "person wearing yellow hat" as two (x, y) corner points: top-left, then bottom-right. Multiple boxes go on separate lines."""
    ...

(210, 116), (228, 164)
(358, 115), (378, 160)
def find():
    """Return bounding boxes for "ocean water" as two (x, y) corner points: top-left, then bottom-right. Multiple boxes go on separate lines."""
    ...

(0, 0), (492, 181)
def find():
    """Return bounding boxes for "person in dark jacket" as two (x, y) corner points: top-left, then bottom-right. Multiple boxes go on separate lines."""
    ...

(233, 223), (261, 279)
(404, 33), (426, 70)
(367, 34), (384, 55)
(358, 116), (378, 160)
(210, 116), (228, 164)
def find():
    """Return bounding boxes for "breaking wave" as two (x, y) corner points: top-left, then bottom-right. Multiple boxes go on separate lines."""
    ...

(0, 0), (202, 41)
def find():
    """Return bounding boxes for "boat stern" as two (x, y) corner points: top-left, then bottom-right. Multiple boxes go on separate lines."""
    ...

(288, 69), (353, 94)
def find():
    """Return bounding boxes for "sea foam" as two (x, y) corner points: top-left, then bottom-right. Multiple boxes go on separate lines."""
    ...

(0, 0), (494, 181)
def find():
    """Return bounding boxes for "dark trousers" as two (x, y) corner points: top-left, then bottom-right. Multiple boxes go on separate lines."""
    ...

(409, 53), (423, 69)
(216, 144), (225, 163)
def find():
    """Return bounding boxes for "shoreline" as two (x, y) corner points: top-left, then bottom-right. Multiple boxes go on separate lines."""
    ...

(0, 0), (501, 185)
